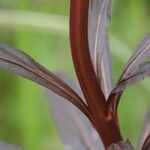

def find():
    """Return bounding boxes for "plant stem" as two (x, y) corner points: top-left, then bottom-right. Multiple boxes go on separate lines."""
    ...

(69, 0), (122, 148)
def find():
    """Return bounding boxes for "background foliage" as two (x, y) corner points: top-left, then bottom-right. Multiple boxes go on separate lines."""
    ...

(0, 0), (149, 149)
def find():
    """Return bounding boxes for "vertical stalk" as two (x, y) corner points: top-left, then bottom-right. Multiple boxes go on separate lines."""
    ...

(69, 0), (122, 148)
(70, 0), (106, 121)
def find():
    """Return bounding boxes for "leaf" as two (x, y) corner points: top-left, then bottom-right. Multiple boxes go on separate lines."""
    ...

(119, 34), (150, 81)
(141, 135), (150, 150)
(113, 34), (150, 94)
(0, 141), (21, 150)
(0, 44), (90, 118)
(138, 108), (150, 150)
(113, 62), (150, 93)
(106, 34), (150, 119)
(88, 0), (113, 98)
(46, 73), (104, 150)
(107, 140), (134, 150)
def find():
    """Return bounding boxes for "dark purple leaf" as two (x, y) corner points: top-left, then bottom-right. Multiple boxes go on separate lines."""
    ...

(107, 140), (134, 150)
(112, 34), (150, 94)
(88, 0), (113, 98)
(113, 62), (150, 93)
(0, 44), (90, 118)
(106, 34), (150, 119)
(138, 108), (150, 150)
(119, 34), (150, 82)
(46, 73), (104, 150)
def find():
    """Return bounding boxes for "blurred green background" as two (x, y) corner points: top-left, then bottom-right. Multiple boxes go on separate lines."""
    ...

(0, 0), (150, 149)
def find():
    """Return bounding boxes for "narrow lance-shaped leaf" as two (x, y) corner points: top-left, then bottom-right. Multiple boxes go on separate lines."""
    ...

(0, 44), (90, 118)
(119, 34), (150, 81)
(88, 0), (113, 98)
(46, 73), (104, 150)
(115, 34), (150, 93)
(106, 34), (150, 119)
(113, 62), (150, 93)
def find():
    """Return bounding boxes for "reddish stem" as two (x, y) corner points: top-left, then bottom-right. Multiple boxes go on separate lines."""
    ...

(106, 72), (125, 120)
(106, 92), (122, 121)
(70, 0), (105, 119)
(69, 0), (122, 148)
